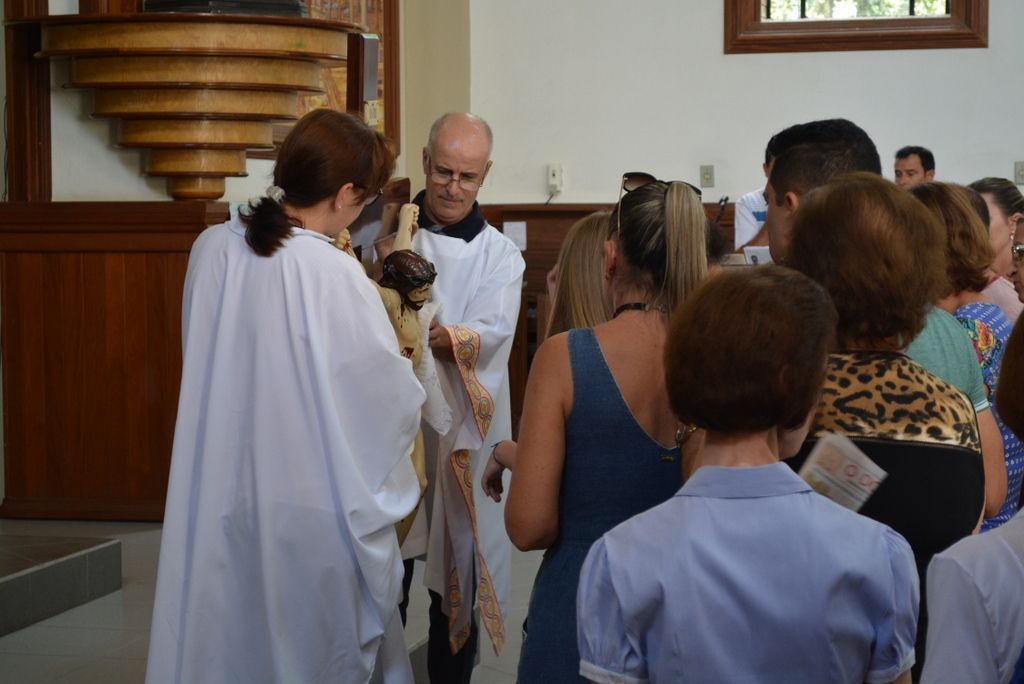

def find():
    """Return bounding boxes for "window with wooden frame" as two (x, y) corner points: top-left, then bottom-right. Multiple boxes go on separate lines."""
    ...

(724, 0), (988, 53)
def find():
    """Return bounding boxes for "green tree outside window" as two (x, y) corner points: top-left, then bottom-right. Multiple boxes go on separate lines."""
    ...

(764, 0), (949, 20)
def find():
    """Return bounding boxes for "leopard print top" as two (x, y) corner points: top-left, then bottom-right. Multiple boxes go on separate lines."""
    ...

(811, 351), (981, 453)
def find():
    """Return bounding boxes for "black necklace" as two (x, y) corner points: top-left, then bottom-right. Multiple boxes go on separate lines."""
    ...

(613, 301), (669, 318)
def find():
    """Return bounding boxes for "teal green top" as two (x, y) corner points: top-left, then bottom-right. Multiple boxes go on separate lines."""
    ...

(905, 307), (988, 413)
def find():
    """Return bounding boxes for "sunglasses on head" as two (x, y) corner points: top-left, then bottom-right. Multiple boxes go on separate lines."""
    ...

(613, 172), (702, 236)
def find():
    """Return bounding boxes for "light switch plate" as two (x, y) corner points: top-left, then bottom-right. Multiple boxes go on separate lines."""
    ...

(1015, 161), (1024, 186)
(700, 165), (715, 188)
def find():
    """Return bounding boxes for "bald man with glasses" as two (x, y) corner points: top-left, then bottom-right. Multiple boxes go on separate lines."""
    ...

(400, 112), (524, 683)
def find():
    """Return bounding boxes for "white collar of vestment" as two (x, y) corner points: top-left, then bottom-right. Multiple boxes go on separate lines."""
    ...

(290, 226), (333, 243)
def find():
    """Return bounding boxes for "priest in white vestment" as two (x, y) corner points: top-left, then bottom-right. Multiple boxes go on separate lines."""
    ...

(400, 112), (524, 681)
(147, 195), (424, 679)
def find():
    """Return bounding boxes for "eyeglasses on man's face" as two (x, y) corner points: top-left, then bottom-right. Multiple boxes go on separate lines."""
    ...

(426, 157), (485, 192)
(613, 171), (703, 237)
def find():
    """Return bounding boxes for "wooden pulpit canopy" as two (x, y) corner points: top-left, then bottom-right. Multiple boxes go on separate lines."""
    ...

(32, 13), (364, 200)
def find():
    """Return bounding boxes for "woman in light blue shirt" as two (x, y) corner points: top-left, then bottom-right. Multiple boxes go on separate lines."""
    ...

(577, 265), (919, 684)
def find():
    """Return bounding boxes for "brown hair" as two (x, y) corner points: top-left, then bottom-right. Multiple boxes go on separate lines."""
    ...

(243, 109), (395, 257)
(969, 177), (1024, 221)
(609, 181), (707, 312)
(786, 172), (946, 349)
(998, 322), (1024, 441)
(910, 182), (993, 294)
(665, 265), (836, 432)
(965, 185), (991, 229)
(546, 211), (612, 338)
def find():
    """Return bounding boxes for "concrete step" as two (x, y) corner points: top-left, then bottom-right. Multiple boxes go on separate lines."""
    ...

(0, 535), (122, 636)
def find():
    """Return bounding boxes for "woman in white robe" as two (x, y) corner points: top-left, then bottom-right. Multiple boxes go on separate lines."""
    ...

(146, 110), (424, 684)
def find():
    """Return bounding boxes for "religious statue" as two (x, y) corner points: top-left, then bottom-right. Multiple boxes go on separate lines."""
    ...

(337, 203), (448, 544)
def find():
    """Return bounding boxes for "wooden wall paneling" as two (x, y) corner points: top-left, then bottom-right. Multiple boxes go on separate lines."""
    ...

(382, 0), (400, 153)
(713, 202), (736, 247)
(123, 254), (148, 500)
(2, 254), (46, 502)
(0, 202), (227, 520)
(508, 292), (528, 438)
(132, 251), (190, 502)
(4, 5), (52, 200)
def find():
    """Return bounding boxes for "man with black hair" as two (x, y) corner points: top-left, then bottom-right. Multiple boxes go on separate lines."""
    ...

(761, 118), (881, 262)
(894, 145), (935, 188)
(737, 120), (880, 250)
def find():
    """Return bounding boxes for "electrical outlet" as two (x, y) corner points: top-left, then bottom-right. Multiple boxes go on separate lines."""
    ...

(1015, 161), (1024, 186)
(547, 163), (564, 194)
(699, 165), (715, 188)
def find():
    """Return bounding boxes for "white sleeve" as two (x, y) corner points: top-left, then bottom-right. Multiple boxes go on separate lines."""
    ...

(733, 198), (758, 250)
(732, 189), (766, 250)
(920, 552), (1000, 684)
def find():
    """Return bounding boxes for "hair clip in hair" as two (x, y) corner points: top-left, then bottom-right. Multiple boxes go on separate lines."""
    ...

(266, 185), (286, 203)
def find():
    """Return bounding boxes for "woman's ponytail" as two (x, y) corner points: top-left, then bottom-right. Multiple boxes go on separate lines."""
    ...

(243, 189), (293, 257)
(661, 182), (707, 311)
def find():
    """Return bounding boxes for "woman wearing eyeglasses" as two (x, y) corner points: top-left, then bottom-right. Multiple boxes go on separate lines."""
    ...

(502, 174), (708, 682)
(147, 110), (424, 684)
(911, 182), (1021, 531)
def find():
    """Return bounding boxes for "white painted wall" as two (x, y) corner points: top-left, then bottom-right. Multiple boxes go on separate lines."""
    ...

(403, 0), (470, 193)
(468, 0), (1024, 204)
(34, 1), (1024, 203)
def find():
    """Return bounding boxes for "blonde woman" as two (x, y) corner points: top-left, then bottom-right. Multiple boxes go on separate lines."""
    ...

(545, 211), (613, 338)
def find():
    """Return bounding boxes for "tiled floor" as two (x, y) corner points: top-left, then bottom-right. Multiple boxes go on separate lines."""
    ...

(0, 519), (543, 683)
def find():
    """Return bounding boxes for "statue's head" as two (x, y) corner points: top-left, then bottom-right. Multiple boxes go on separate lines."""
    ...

(380, 249), (437, 310)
